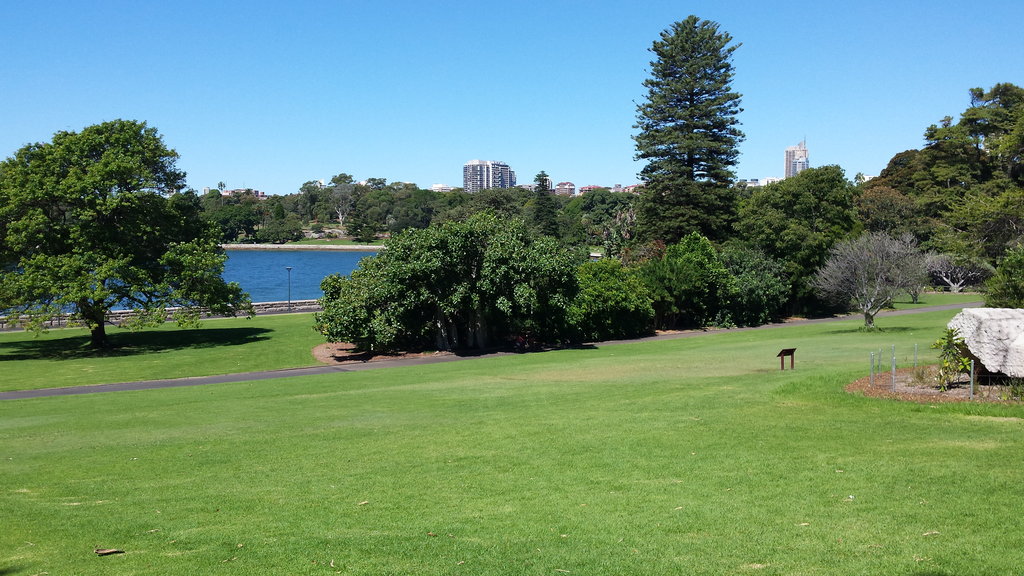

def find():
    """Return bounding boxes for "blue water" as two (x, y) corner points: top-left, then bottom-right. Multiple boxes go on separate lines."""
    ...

(222, 249), (375, 303)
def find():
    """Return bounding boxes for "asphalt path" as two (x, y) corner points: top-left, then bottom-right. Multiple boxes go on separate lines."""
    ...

(0, 301), (981, 401)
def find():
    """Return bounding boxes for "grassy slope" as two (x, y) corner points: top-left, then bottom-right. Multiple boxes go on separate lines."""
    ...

(0, 293), (982, 393)
(2, 308), (1021, 575)
(0, 313), (325, 391)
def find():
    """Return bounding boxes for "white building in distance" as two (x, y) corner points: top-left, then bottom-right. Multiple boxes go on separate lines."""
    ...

(785, 141), (810, 178)
(463, 160), (516, 193)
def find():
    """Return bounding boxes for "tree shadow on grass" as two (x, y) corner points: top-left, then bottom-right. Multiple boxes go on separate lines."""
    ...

(823, 326), (917, 335)
(0, 327), (273, 362)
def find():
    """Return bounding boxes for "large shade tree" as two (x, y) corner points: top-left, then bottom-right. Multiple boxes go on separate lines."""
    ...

(315, 213), (583, 353)
(736, 165), (860, 308)
(633, 15), (744, 243)
(865, 83), (1024, 260)
(0, 120), (251, 347)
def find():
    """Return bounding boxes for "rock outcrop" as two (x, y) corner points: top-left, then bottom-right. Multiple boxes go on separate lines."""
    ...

(948, 308), (1024, 377)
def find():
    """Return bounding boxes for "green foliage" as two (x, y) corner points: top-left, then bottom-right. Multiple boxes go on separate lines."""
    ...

(315, 214), (584, 352)
(635, 232), (734, 328)
(869, 83), (1024, 262)
(736, 165), (859, 308)
(634, 15), (743, 187)
(569, 259), (655, 341)
(256, 213), (304, 243)
(635, 179), (738, 244)
(528, 171), (560, 238)
(933, 186), (1024, 262)
(856, 185), (917, 234)
(0, 120), (251, 347)
(387, 186), (437, 233)
(633, 15), (743, 243)
(962, 83), (1024, 184)
(560, 189), (637, 255)
(463, 187), (532, 221)
(720, 244), (788, 326)
(985, 244), (1024, 307)
(932, 327), (971, 390)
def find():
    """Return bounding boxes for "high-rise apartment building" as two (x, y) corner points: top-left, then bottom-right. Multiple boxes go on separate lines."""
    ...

(463, 160), (516, 193)
(784, 141), (809, 178)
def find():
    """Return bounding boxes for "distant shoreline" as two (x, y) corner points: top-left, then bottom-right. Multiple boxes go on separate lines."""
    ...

(221, 243), (382, 251)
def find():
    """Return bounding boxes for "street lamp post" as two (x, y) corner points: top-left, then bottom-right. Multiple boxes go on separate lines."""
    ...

(285, 266), (293, 311)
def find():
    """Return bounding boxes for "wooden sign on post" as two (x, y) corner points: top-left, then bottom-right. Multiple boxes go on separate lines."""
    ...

(777, 348), (796, 370)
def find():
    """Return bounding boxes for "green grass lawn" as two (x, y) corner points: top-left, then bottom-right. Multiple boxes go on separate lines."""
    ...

(0, 292), (982, 393)
(0, 313), (325, 391)
(886, 291), (983, 309)
(2, 306), (1021, 575)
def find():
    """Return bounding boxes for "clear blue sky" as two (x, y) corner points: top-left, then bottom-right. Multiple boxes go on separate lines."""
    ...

(2, 1), (1021, 194)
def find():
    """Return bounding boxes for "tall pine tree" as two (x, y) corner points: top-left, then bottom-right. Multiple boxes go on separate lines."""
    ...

(633, 15), (744, 244)
(529, 170), (560, 238)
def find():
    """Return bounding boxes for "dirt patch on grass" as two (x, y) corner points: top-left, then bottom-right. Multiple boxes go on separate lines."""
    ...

(312, 342), (454, 365)
(847, 365), (1020, 404)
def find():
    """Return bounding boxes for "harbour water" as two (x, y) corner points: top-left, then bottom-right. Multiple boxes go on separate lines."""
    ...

(222, 249), (374, 303)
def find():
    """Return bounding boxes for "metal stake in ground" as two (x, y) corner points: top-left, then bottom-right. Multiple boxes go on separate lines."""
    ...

(891, 352), (897, 392)
(970, 359), (975, 400)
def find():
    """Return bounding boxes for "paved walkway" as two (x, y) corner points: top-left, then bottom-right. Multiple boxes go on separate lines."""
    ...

(0, 302), (981, 401)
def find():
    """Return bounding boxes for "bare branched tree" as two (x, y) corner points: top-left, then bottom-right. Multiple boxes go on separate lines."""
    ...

(813, 232), (927, 327)
(926, 253), (993, 293)
(893, 234), (930, 303)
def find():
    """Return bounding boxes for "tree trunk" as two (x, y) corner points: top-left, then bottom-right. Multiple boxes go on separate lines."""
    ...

(863, 311), (875, 328)
(80, 301), (109, 348)
(90, 322), (108, 348)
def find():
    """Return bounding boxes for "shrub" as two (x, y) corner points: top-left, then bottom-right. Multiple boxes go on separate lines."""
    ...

(569, 259), (655, 342)
(635, 232), (734, 329)
(720, 245), (788, 326)
(931, 328), (970, 391)
(985, 244), (1024, 307)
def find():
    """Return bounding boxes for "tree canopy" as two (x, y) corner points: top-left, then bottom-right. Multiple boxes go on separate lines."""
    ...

(985, 244), (1024, 308)
(737, 165), (859, 308)
(634, 15), (744, 187)
(633, 15), (744, 243)
(0, 120), (251, 347)
(863, 83), (1024, 262)
(315, 214), (584, 352)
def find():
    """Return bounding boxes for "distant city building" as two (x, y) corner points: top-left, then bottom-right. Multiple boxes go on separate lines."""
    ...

(431, 184), (453, 193)
(463, 160), (516, 193)
(579, 185), (605, 194)
(784, 141), (810, 178)
(555, 182), (576, 195)
(222, 188), (268, 199)
(740, 177), (783, 187)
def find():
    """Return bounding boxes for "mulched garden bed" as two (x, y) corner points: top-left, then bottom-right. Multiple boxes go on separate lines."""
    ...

(846, 365), (1022, 404)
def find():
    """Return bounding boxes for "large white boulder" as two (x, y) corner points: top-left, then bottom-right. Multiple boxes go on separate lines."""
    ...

(948, 308), (1024, 377)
